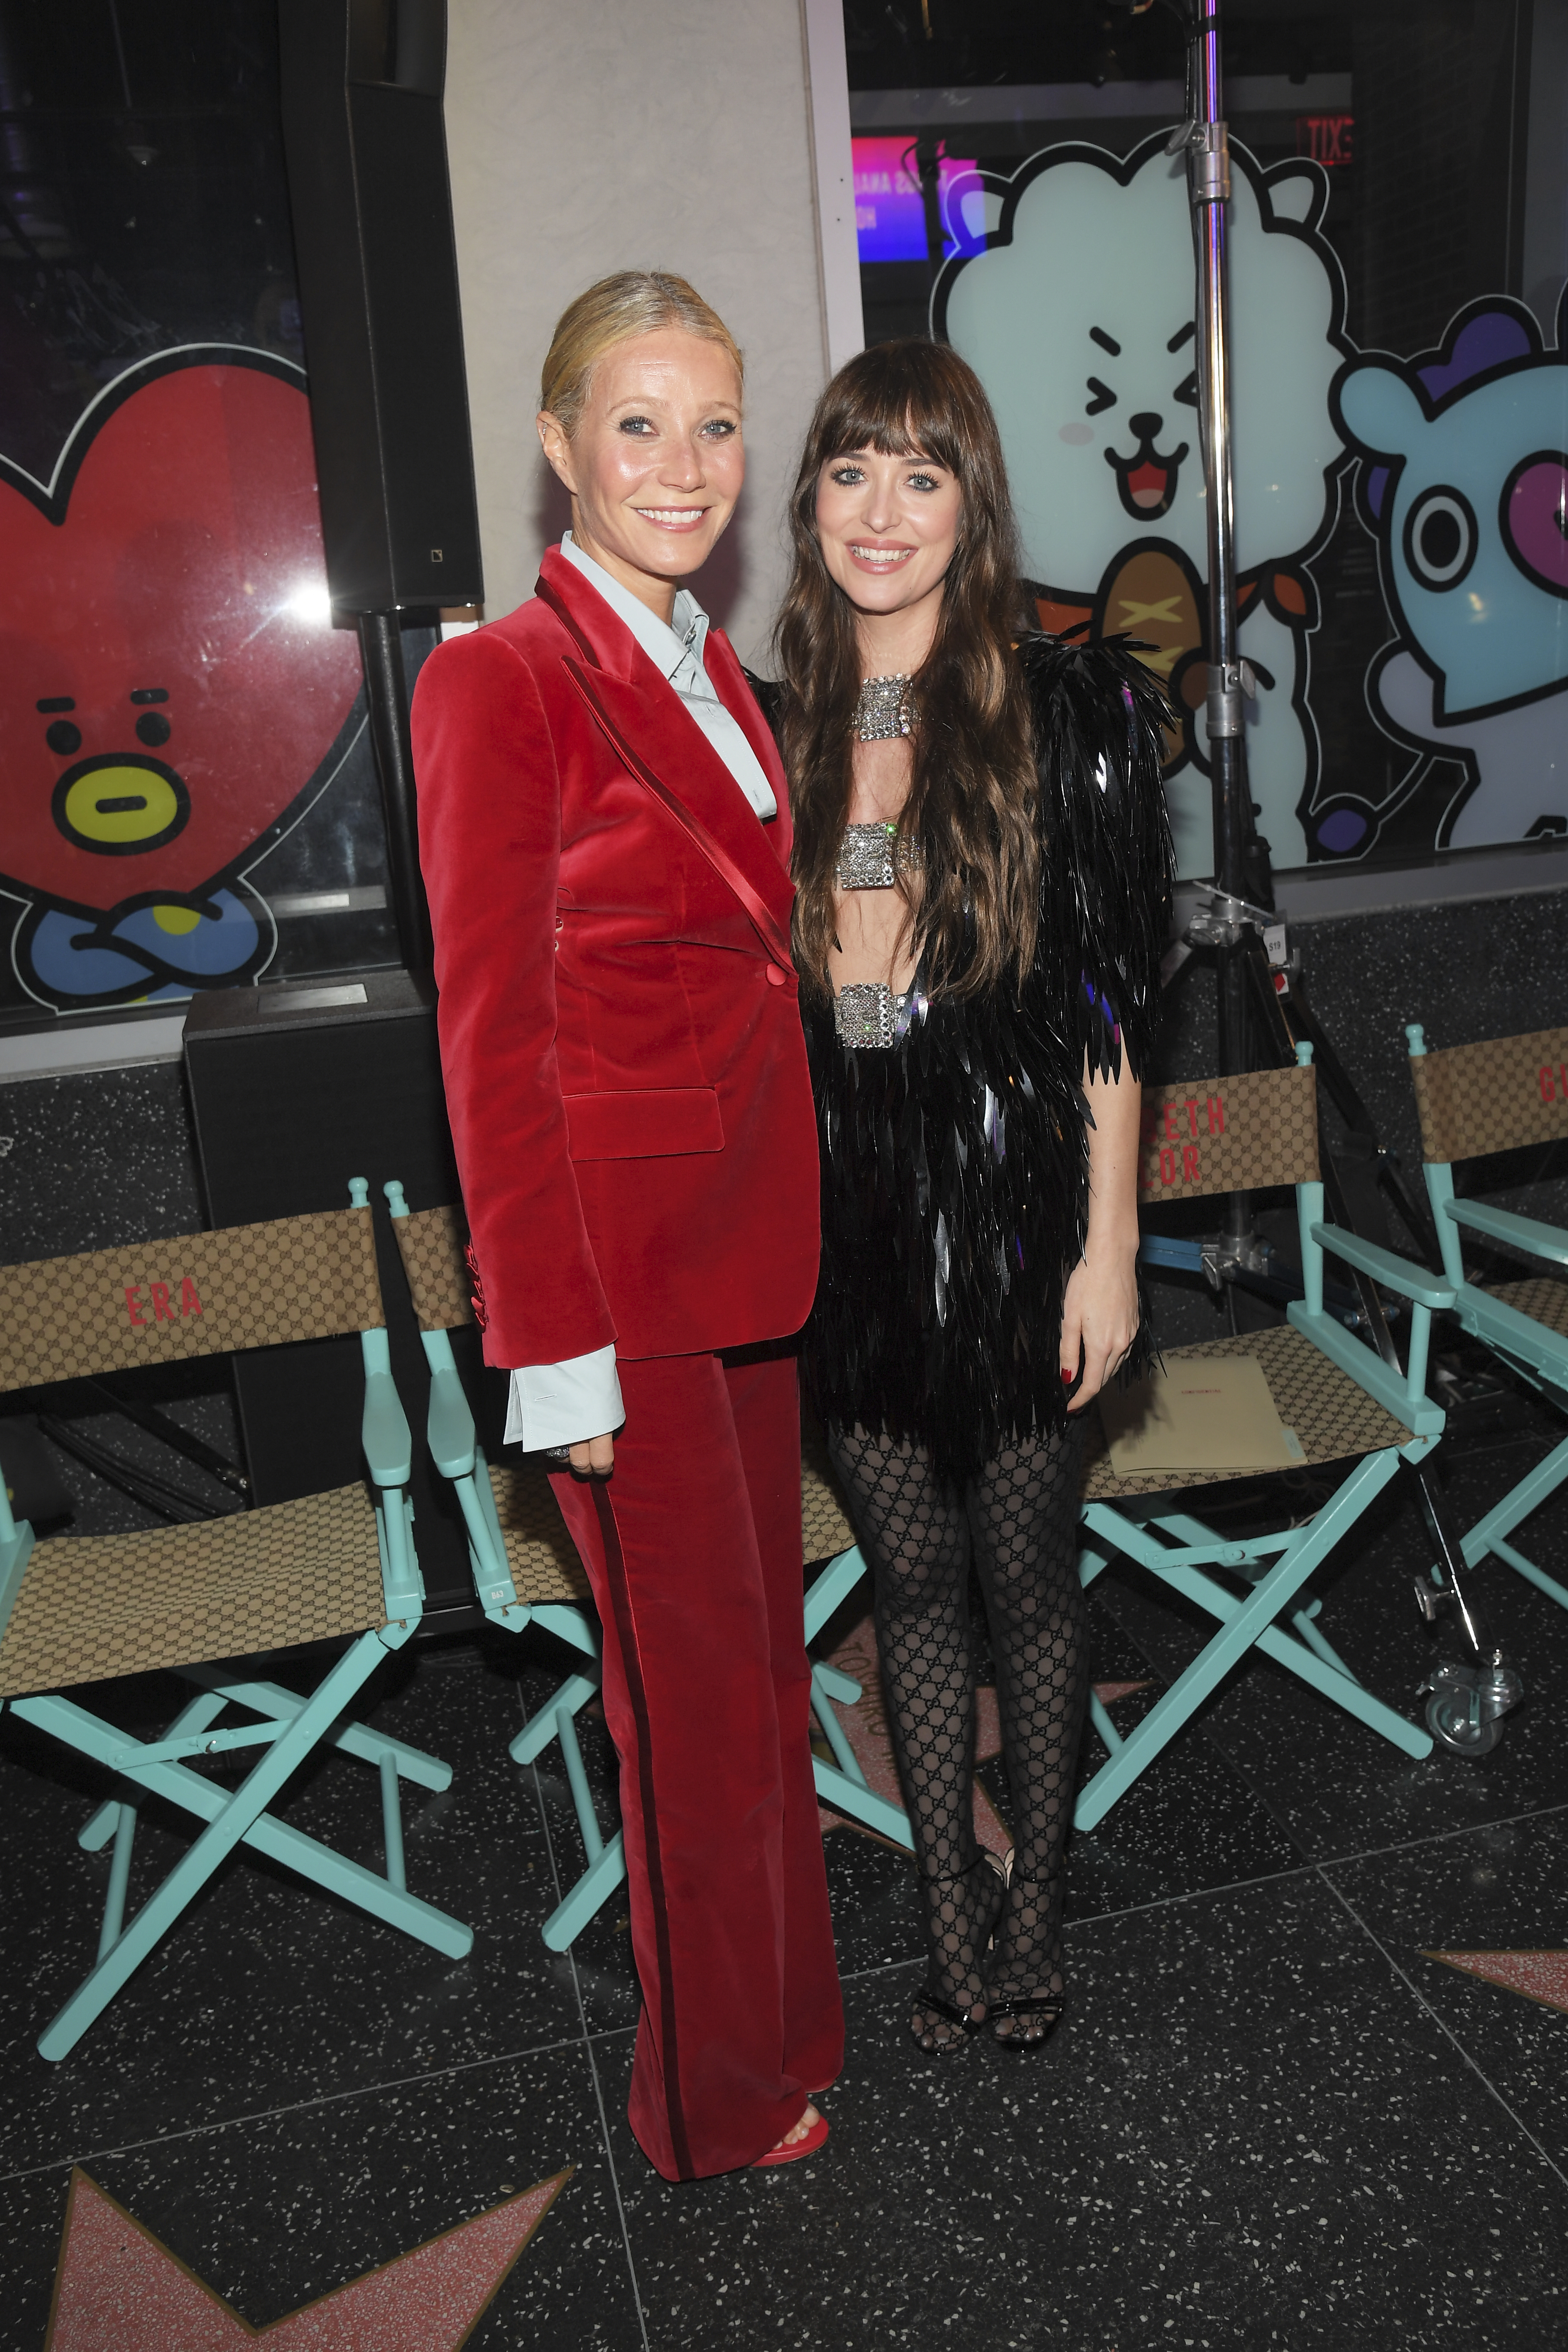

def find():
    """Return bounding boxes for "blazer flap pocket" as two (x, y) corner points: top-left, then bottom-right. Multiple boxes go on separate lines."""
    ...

(564, 1086), (724, 1161)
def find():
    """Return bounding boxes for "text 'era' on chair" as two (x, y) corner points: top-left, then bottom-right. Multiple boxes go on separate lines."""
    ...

(381, 1183), (915, 1933)
(1081, 1045), (1443, 1832)
(1406, 1020), (1568, 1619)
(0, 1181), (470, 2063)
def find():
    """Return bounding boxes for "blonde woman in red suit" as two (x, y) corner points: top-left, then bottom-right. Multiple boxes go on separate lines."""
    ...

(410, 273), (842, 2181)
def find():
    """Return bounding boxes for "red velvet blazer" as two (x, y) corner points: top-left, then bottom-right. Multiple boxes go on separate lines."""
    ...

(410, 547), (819, 1369)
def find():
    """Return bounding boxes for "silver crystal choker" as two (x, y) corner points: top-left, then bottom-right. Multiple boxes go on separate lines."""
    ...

(834, 822), (922, 892)
(854, 673), (915, 741)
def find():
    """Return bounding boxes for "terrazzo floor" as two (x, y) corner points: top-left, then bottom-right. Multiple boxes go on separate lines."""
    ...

(5, 1409), (1568, 2349)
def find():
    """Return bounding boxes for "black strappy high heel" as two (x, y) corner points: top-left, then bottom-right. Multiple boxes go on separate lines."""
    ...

(909, 1853), (1007, 2055)
(985, 1870), (1065, 2052)
(987, 1994), (1065, 2052)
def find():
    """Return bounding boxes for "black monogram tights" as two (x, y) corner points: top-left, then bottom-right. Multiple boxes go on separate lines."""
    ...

(828, 1422), (1089, 2050)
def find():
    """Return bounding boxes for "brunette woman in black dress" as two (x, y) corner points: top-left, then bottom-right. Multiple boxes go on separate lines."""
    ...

(773, 342), (1170, 2053)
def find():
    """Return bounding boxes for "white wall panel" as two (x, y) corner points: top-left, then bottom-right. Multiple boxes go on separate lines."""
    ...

(444, 0), (838, 664)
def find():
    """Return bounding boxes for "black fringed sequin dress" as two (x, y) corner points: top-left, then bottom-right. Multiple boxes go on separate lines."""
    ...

(800, 634), (1173, 1485)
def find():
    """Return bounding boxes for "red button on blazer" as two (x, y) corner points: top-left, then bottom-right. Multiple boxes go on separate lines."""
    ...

(410, 549), (819, 1371)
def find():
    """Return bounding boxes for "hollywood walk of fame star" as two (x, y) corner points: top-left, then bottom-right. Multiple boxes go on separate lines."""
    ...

(1424, 1949), (1568, 2017)
(44, 2165), (570, 2351)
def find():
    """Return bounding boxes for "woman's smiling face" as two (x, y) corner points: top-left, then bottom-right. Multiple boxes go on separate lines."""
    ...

(538, 327), (743, 604)
(814, 443), (963, 622)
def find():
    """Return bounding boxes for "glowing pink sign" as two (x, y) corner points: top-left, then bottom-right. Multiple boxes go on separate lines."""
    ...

(853, 138), (977, 265)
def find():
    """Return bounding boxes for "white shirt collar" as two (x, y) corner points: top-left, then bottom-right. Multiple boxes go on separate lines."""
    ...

(555, 531), (776, 821)
(559, 530), (710, 689)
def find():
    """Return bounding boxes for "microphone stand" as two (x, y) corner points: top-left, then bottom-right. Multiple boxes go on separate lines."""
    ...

(1127, 0), (1521, 1748)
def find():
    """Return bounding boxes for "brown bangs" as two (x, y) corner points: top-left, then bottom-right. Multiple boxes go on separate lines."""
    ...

(796, 341), (985, 512)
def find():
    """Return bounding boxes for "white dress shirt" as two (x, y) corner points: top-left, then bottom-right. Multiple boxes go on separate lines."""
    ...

(503, 534), (778, 1453)
(557, 530), (777, 816)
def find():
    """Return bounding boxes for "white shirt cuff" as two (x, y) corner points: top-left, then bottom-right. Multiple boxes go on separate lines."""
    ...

(504, 1346), (623, 1452)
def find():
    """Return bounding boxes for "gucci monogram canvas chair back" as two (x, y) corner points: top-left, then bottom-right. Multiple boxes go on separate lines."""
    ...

(387, 1202), (473, 1334)
(1073, 1043), (1450, 1837)
(0, 1194), (474, 2064)
(0, 1206), (384, 1394)
(1408, 1024), (1568, 1166)
(1404, 1020), (1568, 1626)
(1136, 1063), (1320, 1207)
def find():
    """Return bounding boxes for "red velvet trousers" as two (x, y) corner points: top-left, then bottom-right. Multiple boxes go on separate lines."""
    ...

(549, 1348), (844, 2180)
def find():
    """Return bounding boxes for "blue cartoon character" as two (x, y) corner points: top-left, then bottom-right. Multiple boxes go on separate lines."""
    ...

(936, 134), (1349, 875)
(1333, 295), (1568, 851)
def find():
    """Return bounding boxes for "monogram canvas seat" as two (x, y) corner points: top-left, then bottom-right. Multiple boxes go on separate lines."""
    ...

(1077, 1049), (1441, 1831)
(1404, 1021), (1568, 1622)
(0, 1186), (469, 2062)
(383, 1183), (915, 1944)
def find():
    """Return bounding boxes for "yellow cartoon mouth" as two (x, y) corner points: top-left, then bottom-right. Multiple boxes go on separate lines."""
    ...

(51, 755), (191, 856)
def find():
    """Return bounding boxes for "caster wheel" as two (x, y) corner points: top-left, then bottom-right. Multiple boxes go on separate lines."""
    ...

(1425, 1689), (1505, 1756)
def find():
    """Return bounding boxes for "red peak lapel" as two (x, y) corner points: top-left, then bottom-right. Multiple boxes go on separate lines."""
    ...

(562, 660), (795, 966)
(534, 545), (645, 677)
(534, 547), (797, 958)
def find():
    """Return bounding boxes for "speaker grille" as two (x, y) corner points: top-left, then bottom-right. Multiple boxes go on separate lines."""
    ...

(279, 0), (483, 612)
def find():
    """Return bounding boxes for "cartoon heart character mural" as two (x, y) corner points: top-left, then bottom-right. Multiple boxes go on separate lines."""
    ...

(1332, 294), (1568, 852)
(0, 349), (364, 1008)
(935, 135), (1348, 877)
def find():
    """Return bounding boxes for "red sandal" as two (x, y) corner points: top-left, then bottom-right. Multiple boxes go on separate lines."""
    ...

(751, 2109), (830, 2167)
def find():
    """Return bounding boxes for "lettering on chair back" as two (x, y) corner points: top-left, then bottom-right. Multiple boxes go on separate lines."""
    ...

(1410, 1026), (1568, 1165)
(0, 1207), (384, 1394)
(389, 1205), (473, 1333)
(1136, 1064), (1320, 1204)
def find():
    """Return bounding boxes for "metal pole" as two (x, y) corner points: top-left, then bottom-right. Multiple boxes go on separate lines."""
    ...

(1144, 0), (1520, 1725)
(357, 611), (434, 978)
(1175, 0), (1259, 1255)
(914, 131), (945, 302)
(1188, 7), (1247, 915)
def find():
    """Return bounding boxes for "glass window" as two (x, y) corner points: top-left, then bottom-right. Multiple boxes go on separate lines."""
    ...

(845, 1), (1568, 882)
(0, 0), (409, 1018)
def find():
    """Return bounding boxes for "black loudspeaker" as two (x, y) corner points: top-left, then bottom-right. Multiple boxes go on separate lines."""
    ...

(277, 0), (483, 614)
(183, 972), (507, 1623)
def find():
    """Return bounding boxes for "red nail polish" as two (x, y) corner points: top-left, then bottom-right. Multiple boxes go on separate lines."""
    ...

(1060, 1367), (1073, 1384)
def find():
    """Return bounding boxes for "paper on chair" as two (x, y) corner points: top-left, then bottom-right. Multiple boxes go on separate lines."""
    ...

(1097, 1354), (1306, 1475)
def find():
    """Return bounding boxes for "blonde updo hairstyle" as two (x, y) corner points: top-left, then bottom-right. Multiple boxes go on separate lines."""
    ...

(539, 270), (745, 438)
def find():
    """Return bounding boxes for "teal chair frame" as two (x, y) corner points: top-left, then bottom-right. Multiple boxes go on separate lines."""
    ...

(1076, 1047), (1442, 1831)
(0, 1181), (470, 2062)
(1407, 1019), (1568, 1616)
(798, 1493), (914, 1852)
(384, 1183), (619, 1951)
(383, 1185), (915, 1938)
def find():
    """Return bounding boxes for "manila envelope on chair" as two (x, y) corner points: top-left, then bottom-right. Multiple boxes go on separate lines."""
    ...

(1097, 1354), (1304, 1476)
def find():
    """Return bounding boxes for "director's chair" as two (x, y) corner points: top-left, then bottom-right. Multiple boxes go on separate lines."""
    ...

(1077, 1048), (1440, 1830)
(381, 1185), (912, 1949)
(1405, 1020), (1568, 1617)
(0, 1183), (469, 2062)
(800, 1418), (914, 1850)
(381, 1182), (613, 1951)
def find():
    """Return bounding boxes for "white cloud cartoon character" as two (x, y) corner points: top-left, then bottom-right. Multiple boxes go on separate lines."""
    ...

(1333, 295), (1568, 852)
(936, 135), (1348, 876)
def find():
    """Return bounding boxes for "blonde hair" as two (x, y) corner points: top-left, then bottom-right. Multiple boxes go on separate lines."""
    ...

(539, 271), (744, 438)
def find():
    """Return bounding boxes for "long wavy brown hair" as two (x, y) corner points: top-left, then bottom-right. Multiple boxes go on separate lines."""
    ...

(777, 340), (1038, 999)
